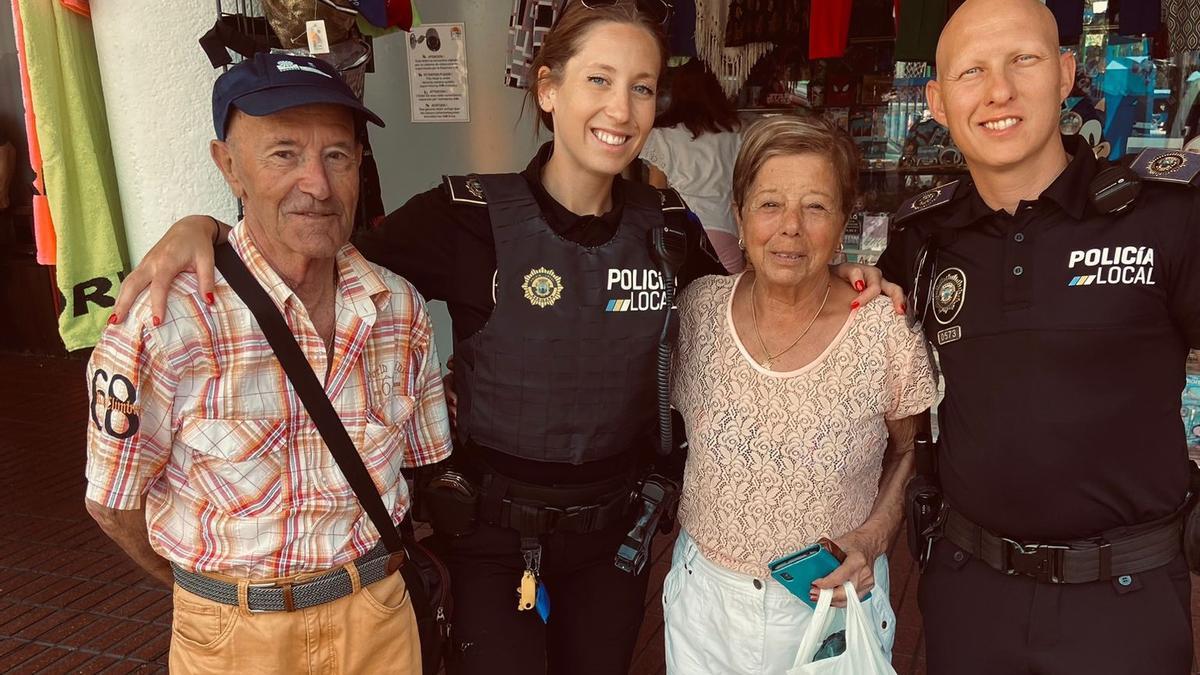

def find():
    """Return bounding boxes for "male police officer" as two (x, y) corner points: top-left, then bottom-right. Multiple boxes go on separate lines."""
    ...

(877, 1), (1200, 673)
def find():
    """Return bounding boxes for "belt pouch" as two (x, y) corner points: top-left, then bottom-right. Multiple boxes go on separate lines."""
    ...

(423, 473), (479, 537)
(1184, 461), (1200, 573)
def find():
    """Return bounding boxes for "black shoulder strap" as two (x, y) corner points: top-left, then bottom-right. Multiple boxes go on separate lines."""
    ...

(213, 244), (433, 616)
(893, 180), (961, 228)
(213, 244), (406, 555)
(656, 187), (687, 213)
(1129, 148), (1200, 185)
(442, 174), (488, 206)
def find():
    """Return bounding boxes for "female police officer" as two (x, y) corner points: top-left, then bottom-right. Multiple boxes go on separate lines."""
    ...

(111, 3), (897, 672)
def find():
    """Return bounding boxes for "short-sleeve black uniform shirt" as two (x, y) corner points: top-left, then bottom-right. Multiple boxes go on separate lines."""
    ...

(878, 139), (1200, 541)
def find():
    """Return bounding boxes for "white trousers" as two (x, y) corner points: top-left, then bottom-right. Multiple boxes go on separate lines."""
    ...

(663, 530), (897, 675)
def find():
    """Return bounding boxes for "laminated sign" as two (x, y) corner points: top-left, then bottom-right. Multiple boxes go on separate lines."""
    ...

(407, 23), (469, 123)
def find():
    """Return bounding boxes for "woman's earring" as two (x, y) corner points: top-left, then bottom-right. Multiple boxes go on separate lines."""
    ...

(737, 237), (745, 250)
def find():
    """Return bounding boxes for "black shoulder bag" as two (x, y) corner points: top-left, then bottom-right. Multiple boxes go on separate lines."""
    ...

(214, 244), (450, 674)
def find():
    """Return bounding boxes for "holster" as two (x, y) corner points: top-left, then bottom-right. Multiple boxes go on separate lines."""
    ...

(1183, 460), (1200, 574)
(419, 467), (480, 538)
(614, 473), (679, 575)
(905, 433), (944, 571)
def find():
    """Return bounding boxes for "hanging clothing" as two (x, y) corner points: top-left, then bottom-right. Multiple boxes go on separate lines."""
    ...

(894, 0), (947, 63)
(15, 0), (128, 350)
(1119, 0), (1161, 35)
(668, 0), (699, 57)
(60, 0), (88, 17)
(809, 0), (854, 59)
(504, 0), (563, 90)
(724, 0), (806, 48)
(10, 0), (54, 266)
(849, 0), (896, 40)
(1047, 0), (1085, 44)
(695, 0), (774, 98)
(1164, 0), (1200, 51)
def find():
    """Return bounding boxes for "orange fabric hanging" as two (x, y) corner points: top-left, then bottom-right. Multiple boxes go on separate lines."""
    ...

(11, 0), (56, 265)
(60, 0), (89, 18)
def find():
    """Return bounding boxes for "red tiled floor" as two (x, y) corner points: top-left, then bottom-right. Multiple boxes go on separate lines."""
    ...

(0, 350), (1195, 675)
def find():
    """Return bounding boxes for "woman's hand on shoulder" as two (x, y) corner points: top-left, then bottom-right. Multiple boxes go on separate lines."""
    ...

(112, 216), (224, 325)
(810, 529), (883, 608)
(831, 263), (905, 314)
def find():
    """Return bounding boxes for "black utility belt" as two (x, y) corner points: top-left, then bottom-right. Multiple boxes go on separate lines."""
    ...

(942, 508), (1183, 584)
(422, 465), (638, 539)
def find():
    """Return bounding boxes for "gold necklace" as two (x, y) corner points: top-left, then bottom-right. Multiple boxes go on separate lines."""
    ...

(749, 276), (832, 369)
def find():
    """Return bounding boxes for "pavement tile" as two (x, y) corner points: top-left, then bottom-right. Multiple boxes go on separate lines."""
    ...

(70, 654), (123, 674)
(107, 624), (170, 664)
(74, 615), (145, 651)
(33, 648), (100, 673)
(104, 589), (167, 619)
(23, 607), (95, 644)
(129, 596), (173, 624)
(9, 644), (79, 673)
(0, 605), (56, 637)
(0, 641), (49, 671)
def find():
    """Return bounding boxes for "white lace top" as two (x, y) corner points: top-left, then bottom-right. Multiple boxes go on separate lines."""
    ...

(672, 274), (938, 577)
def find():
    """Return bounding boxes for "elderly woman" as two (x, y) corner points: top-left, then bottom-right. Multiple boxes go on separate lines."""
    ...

(664, 114), (938, 675)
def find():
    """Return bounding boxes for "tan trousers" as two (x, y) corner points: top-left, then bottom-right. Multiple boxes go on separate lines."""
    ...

(169, 567), (421, 674)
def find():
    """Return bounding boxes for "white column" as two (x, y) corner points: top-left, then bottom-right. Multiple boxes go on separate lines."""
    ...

(91, 2), (235, 264)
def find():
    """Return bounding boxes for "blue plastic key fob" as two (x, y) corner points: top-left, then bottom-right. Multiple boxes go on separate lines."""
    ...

(535, 582), (551, 623)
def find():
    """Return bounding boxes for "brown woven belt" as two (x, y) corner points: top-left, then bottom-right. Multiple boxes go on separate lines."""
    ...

(942, 508), (1183, 584)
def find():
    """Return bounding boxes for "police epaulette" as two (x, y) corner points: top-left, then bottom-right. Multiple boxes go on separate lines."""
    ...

(443, 174), (488, 206)
(657, 187), (687, 213)
(893, 180), (961, 227)
(1129, 148), (1200, 186)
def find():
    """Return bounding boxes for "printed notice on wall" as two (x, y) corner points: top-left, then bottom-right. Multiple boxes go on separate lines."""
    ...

(406, 23), (469, 123)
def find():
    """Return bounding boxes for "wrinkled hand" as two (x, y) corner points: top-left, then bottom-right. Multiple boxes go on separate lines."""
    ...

(831, 263), (905, 315)
(810, 531), (878, 608)
(111, 215), (220, 324)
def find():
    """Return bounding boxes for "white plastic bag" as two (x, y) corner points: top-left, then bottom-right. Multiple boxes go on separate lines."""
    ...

(787, 581), (898, 675)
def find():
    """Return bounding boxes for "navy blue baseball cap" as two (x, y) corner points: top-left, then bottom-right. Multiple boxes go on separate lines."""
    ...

(212, 52), (384, 141)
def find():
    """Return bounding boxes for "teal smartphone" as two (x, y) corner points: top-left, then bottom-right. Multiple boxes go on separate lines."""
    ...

(768, 543), (869, 608)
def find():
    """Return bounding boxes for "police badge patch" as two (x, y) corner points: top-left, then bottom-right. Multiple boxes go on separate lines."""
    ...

(932, 267), (966, 325)
(522, 267), (563, 308)
(1131, 148), (1200, 185)
(465, 175), (485, 200)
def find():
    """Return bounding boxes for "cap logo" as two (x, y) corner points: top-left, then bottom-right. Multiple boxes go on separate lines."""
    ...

(276, 59), (332, 79)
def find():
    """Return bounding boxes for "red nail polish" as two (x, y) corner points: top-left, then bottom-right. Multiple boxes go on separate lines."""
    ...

(854, 280), (865, 292)
(900, 303), (907, 313)
(152, 316), (161, 327)
(205, 292), (215, 305)
(850, 301), (860, 309)
(107, 314), (118, 325)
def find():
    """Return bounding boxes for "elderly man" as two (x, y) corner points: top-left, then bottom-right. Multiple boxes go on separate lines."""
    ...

(878, 1), (1200, 673)
(85, 53), (450, 673)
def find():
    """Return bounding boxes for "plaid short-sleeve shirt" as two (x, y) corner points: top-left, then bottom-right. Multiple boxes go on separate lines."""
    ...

(86, 224), (452, 578)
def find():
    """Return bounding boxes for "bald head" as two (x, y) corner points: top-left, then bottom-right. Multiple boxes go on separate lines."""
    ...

(936, 0), (1060, 76)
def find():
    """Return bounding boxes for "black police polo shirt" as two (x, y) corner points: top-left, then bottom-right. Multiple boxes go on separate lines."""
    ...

(878, 139), (1200, 541)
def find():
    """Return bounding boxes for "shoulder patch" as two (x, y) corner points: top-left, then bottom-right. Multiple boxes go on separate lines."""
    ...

(657, 187), (687, 213)
(1129, 148), (1200, 186)
(893, 180), (960, 227)
(443, 174), (488, 206)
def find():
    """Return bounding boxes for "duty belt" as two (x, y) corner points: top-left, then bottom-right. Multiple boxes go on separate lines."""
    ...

(171, 543), (397, 612)
(481, 471), (635, 537)
(943, 508), (1183, 584)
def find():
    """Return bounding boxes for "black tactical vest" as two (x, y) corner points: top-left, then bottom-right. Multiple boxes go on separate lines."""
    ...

(453, 173), (673, 464)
